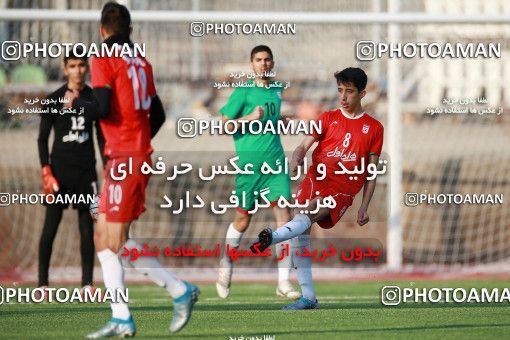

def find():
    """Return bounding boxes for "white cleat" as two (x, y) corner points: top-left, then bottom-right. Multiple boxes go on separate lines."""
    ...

(216, 259), (233, 299)
(276, 280), (302, 300)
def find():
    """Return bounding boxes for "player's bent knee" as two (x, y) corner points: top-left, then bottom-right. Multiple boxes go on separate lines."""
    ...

(233, 214), (251, 232)
(98, 221), (130, 253)
(107, 236), (127, 254)
(108, 242), (123, 254)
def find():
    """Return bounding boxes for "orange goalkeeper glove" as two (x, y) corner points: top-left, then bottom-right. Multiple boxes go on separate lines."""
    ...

(41, 165), (60, 195)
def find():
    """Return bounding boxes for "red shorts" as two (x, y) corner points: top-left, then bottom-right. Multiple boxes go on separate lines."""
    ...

(99, 156), (151, 223)
(295, 176), (354, 229)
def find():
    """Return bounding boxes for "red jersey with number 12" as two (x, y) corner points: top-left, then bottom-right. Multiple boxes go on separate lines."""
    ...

(91, 55), (156, 158)
(308, 108), (384, 196)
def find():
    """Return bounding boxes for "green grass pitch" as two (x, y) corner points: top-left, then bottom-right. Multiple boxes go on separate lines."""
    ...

(0, 280), (509, 339)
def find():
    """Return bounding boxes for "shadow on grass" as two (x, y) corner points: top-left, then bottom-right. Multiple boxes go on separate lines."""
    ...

(3, 299), (507, 317)
(137, 323), (510, 338)
(132, 324), (510, 339)
(0, 305), (110, 316)
(154, 301), (510, 312)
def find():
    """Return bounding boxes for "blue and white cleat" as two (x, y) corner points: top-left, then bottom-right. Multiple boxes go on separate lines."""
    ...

(281, 297), (319, 310)
(170, 282), (200, 333)
(85, 316), (136, 338)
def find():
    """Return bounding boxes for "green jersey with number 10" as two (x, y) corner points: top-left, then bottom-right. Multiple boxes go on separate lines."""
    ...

(220, 80), (285, 168)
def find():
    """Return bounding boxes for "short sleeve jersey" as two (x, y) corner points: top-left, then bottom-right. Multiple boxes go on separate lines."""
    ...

(309, 108), (384, 196)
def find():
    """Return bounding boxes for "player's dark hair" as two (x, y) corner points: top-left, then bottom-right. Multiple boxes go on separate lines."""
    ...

(63, 46), (88, 65)
(100, 1), (131, 37)
(250, 45), (273, 61)
(334, 67), (368, 92)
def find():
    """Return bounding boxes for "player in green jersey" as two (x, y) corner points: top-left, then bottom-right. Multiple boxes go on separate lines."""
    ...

(216, 45), (300, 300)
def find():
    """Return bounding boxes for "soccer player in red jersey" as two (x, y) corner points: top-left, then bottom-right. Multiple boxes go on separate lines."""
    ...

(86, 2), (198, 338)
(251, 67), (384, 310)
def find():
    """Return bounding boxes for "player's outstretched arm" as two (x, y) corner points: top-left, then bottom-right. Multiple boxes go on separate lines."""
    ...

(290, 135), (316, 175)
(358, 153), (379, 226)
(149, 95), (166, 138)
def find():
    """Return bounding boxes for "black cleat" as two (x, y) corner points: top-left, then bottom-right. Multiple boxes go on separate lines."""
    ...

(250, 227), (273, 253)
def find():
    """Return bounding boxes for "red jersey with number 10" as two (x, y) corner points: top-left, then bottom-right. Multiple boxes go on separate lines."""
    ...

(91, 55), (156, 158)
(308, 108), (384, 196)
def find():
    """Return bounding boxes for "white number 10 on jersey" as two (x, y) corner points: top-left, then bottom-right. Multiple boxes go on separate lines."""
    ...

(127, 65), (151, 110)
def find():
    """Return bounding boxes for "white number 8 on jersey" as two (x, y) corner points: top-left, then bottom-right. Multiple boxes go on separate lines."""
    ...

(342, 133), (351, 148)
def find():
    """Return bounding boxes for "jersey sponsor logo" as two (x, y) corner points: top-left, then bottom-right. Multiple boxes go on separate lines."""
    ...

(362, 124), (370, 134)
(326, 146), (357, 162)
(109, 205), (120, 212)
(331, 121), (338, 125)
(276, 91), (282, 99)
(62, 131), (90, 143)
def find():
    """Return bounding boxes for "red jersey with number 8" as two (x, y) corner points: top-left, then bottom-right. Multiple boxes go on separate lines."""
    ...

(308, 108), (384, 196)
(91, 55), (156, 158)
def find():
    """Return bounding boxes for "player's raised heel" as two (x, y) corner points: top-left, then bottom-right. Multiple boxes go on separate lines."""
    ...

(250, 227), (273, 253)
(281, 297), (319, 310)
(85, 316), (136, 338)
(170, 282), (200, 333)
(276, 280), (302, 300)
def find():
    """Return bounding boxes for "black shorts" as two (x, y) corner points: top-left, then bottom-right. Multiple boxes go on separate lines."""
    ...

(50, 160), (98, 210)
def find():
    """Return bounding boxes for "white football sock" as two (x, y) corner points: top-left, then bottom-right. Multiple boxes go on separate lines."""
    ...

(97, 249), (130, 320)
(276, 240), (292, 283)
(226, 223), (244, 247)
(292, 234), (316, 301)
(272, 214), (312, 245)
(222, 223), (244, 264)
(123, 239), (186, 298)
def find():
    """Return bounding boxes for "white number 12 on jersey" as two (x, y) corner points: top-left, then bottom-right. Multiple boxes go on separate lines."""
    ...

(127, 65), (151, 110)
